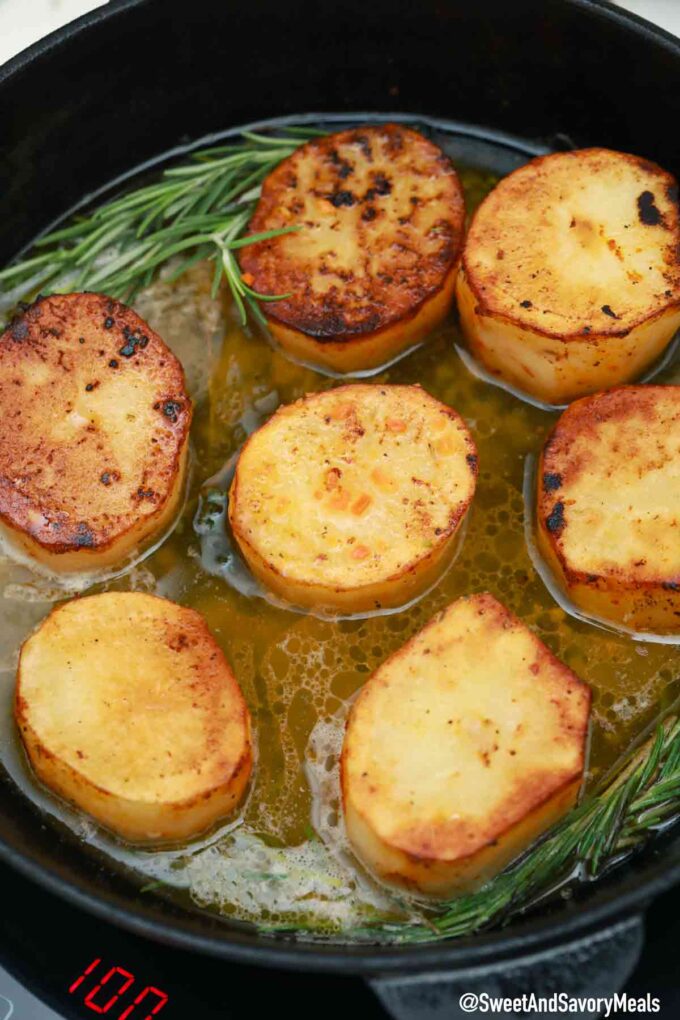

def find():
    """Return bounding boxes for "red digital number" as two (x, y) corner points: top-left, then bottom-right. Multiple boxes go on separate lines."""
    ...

(69, 959), (169, 1018)
(119, 987), (169, 1020)
(84, 967), (134, 1013)
(69, 958), (101, 994)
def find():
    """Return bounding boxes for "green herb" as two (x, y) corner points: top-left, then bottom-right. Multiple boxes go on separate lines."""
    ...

(0, 128), (321, 326)
(140, 879), (168, 893)
(264, 718), (680, 942)
(243, 871), (288, 883)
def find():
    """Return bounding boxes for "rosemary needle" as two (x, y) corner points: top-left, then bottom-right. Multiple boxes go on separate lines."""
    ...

(0, 129), (315, 325)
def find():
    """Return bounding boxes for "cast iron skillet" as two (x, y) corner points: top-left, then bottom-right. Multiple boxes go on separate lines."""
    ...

(1, 0), (679, 1015)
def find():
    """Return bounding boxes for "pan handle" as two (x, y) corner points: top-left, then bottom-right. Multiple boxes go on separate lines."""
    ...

(368, 915), (643, 1020)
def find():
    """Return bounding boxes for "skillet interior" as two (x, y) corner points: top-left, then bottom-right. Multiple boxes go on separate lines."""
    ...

(0, 0), (679, 973)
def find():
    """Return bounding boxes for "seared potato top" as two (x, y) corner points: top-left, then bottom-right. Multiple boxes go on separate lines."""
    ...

(463, 148), (680, 338)
(229, 384), (477, 591)
(0, 294), (191, 557)
(342, 593), (590, 863)
(239, 124), (465, 341)
(539, 385), (680, 585)
(16, 593), (251, 805)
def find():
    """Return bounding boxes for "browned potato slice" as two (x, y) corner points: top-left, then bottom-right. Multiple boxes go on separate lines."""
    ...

(15, 593), (252, 842)
(239, 124), (465, 374)
(457, 149), (680, 404)
(228, 384), (477, 613)
(341, 593), (590, 897)
(537, 386), (680, 633)
(0, 293), (191, 573)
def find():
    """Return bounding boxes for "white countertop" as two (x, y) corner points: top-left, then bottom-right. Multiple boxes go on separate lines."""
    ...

(617, 0), (680, 35)
(0, 0), (104, 66)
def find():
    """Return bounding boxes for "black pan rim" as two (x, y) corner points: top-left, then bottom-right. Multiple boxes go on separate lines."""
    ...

(1, 826), (679, 974)
(1, 0), (679, 975)
(1, 0), (679, 95)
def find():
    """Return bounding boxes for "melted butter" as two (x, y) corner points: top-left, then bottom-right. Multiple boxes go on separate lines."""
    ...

(0, 157), (679, 939)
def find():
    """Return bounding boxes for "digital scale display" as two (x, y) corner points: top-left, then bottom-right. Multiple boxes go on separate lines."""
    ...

(0, 954), (171, 1020)
(69, 959), (168, 1018)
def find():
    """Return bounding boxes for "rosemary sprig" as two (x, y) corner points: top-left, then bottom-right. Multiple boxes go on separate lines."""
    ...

(264, 718), (680, 943)
(0, 128), (320, 324)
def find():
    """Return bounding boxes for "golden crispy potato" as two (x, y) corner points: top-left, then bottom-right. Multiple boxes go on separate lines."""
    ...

(239, 124), (465, 374)
(537, 386), (680, 633)
(457, 149), (680, 404)
(15, 593), (252, 842)
(228, 384), (477, 613)
(341, 593), (590, 897)
(0, 293), (191, 573)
